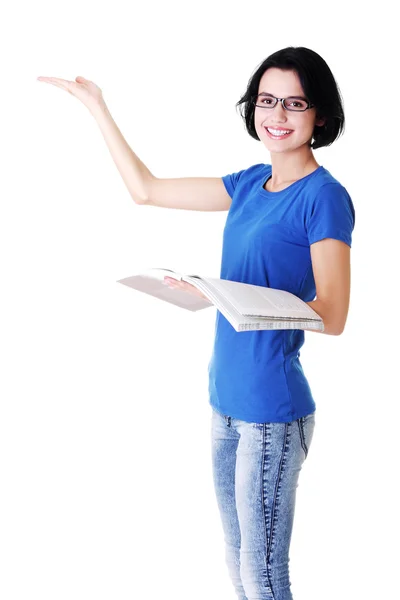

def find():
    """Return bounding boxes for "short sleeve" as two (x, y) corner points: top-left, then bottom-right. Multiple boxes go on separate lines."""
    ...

(221, 168), (248, 198)
(306, 183), (355, 247)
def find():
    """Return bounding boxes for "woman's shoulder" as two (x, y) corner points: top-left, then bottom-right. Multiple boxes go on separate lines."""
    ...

(307, 167), (355, 221)
(304, 166), (353, 208)
(224, 162), (269, 179)
(314, 166), (348, 191)
(222, 162), (270, 195)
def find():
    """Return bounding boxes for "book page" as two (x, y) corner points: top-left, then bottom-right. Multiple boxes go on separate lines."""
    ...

(197, 278), (320, 320)
(117, 269), (323, 332)
(185, 277), (323, 331)
(117, 274), (211, 311)
(139, 268), (184, 281)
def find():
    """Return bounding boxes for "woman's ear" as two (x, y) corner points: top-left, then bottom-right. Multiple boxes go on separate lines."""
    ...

(315, 117), (326, 127)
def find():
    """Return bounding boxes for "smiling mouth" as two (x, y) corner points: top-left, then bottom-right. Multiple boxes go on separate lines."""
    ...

(265, 127), (293, 139)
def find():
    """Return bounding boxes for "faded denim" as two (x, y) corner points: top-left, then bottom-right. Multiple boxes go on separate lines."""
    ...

(211, 406), (315, 600)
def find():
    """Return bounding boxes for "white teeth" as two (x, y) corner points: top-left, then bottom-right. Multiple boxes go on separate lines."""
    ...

(267, 128), (292, 136)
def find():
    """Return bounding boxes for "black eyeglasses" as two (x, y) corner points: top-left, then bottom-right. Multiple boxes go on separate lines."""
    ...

(253, 94), (315, 112)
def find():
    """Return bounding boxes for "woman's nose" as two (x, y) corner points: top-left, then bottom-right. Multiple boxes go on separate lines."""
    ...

(269, 103), (288, 123)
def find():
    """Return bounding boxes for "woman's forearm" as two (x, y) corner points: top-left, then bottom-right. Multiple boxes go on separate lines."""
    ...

(91, 102), (154, 204)
(305, 298), (344, 336)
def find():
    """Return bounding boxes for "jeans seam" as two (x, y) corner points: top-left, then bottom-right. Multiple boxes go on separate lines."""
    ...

(266, 422), (289, 563)
(261, 423), (276, 599)
(265, 422), (290, 600)
(298, 417), (308, 459)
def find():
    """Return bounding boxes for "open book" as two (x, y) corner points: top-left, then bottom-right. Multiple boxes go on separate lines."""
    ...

(117, 268), (324, 332)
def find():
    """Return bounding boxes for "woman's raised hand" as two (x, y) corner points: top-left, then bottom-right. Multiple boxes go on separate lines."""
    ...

(37, 75), (106, 114)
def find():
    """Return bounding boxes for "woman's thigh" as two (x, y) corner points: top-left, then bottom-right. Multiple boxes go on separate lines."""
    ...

(211, 408), (246, 598)
(211, 407), (315, 599)
(235, 413), (315, 565)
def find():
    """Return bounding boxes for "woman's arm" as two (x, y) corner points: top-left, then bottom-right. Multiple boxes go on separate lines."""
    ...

(37, 75), (231, 211)
(304, 238), (351, 335)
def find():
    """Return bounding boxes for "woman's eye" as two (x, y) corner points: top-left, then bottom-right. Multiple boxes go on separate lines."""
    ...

(288, 99), (307, 109)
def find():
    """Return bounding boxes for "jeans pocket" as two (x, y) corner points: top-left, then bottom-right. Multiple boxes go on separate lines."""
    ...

(298, 412), (316, 460)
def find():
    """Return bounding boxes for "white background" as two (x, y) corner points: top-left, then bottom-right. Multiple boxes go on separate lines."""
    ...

(0, 1), (398, 599)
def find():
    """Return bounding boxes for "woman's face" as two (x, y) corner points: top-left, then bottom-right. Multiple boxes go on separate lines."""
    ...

(253, 68), (325, 154)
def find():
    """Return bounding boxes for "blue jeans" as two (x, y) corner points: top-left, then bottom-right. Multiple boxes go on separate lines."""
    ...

(211, 406), (316, 600)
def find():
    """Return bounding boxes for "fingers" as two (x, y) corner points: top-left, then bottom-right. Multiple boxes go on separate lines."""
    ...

(164, 277), (190, 292)
(75, 76), (90, 84)
(37, 75), (104, 113)
(37, 76), (88, 91)
(37, 76), (89, 87)
(37, 76), (76, 95)
(163, 276), (181, 288)
(37, 76), (71, 85)
(163, 277), (209, 301)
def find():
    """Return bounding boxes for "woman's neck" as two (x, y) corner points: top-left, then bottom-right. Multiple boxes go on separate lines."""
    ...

(268, 149), (320, 189)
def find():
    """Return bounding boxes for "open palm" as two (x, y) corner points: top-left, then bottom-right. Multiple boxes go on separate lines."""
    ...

(37, 75), (105, 113)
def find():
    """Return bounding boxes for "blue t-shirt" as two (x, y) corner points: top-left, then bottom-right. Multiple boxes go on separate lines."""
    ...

(208, 163), (355, 423)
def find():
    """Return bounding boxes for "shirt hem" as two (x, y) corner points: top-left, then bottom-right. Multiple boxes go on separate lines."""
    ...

(209, 398), (315, 424)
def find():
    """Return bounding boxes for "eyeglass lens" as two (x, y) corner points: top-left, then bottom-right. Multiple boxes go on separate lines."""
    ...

(255, 95), (309, 111)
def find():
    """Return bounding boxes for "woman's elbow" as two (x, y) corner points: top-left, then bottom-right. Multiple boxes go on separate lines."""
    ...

(322, 315), (347, 336)
(330, 318), (348, 336)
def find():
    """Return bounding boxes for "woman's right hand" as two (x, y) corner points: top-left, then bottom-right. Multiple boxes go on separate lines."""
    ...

(164, 277), (212, 303)
(37, 75), (106, 114)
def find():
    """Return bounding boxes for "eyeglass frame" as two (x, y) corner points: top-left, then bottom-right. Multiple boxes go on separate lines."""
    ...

(252, 93), (315, 112)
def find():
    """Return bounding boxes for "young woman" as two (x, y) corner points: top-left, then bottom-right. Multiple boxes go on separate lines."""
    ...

(38, 46), (355, 600)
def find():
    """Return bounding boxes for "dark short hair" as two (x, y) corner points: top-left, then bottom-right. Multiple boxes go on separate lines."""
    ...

(236, 46), (345, 150)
